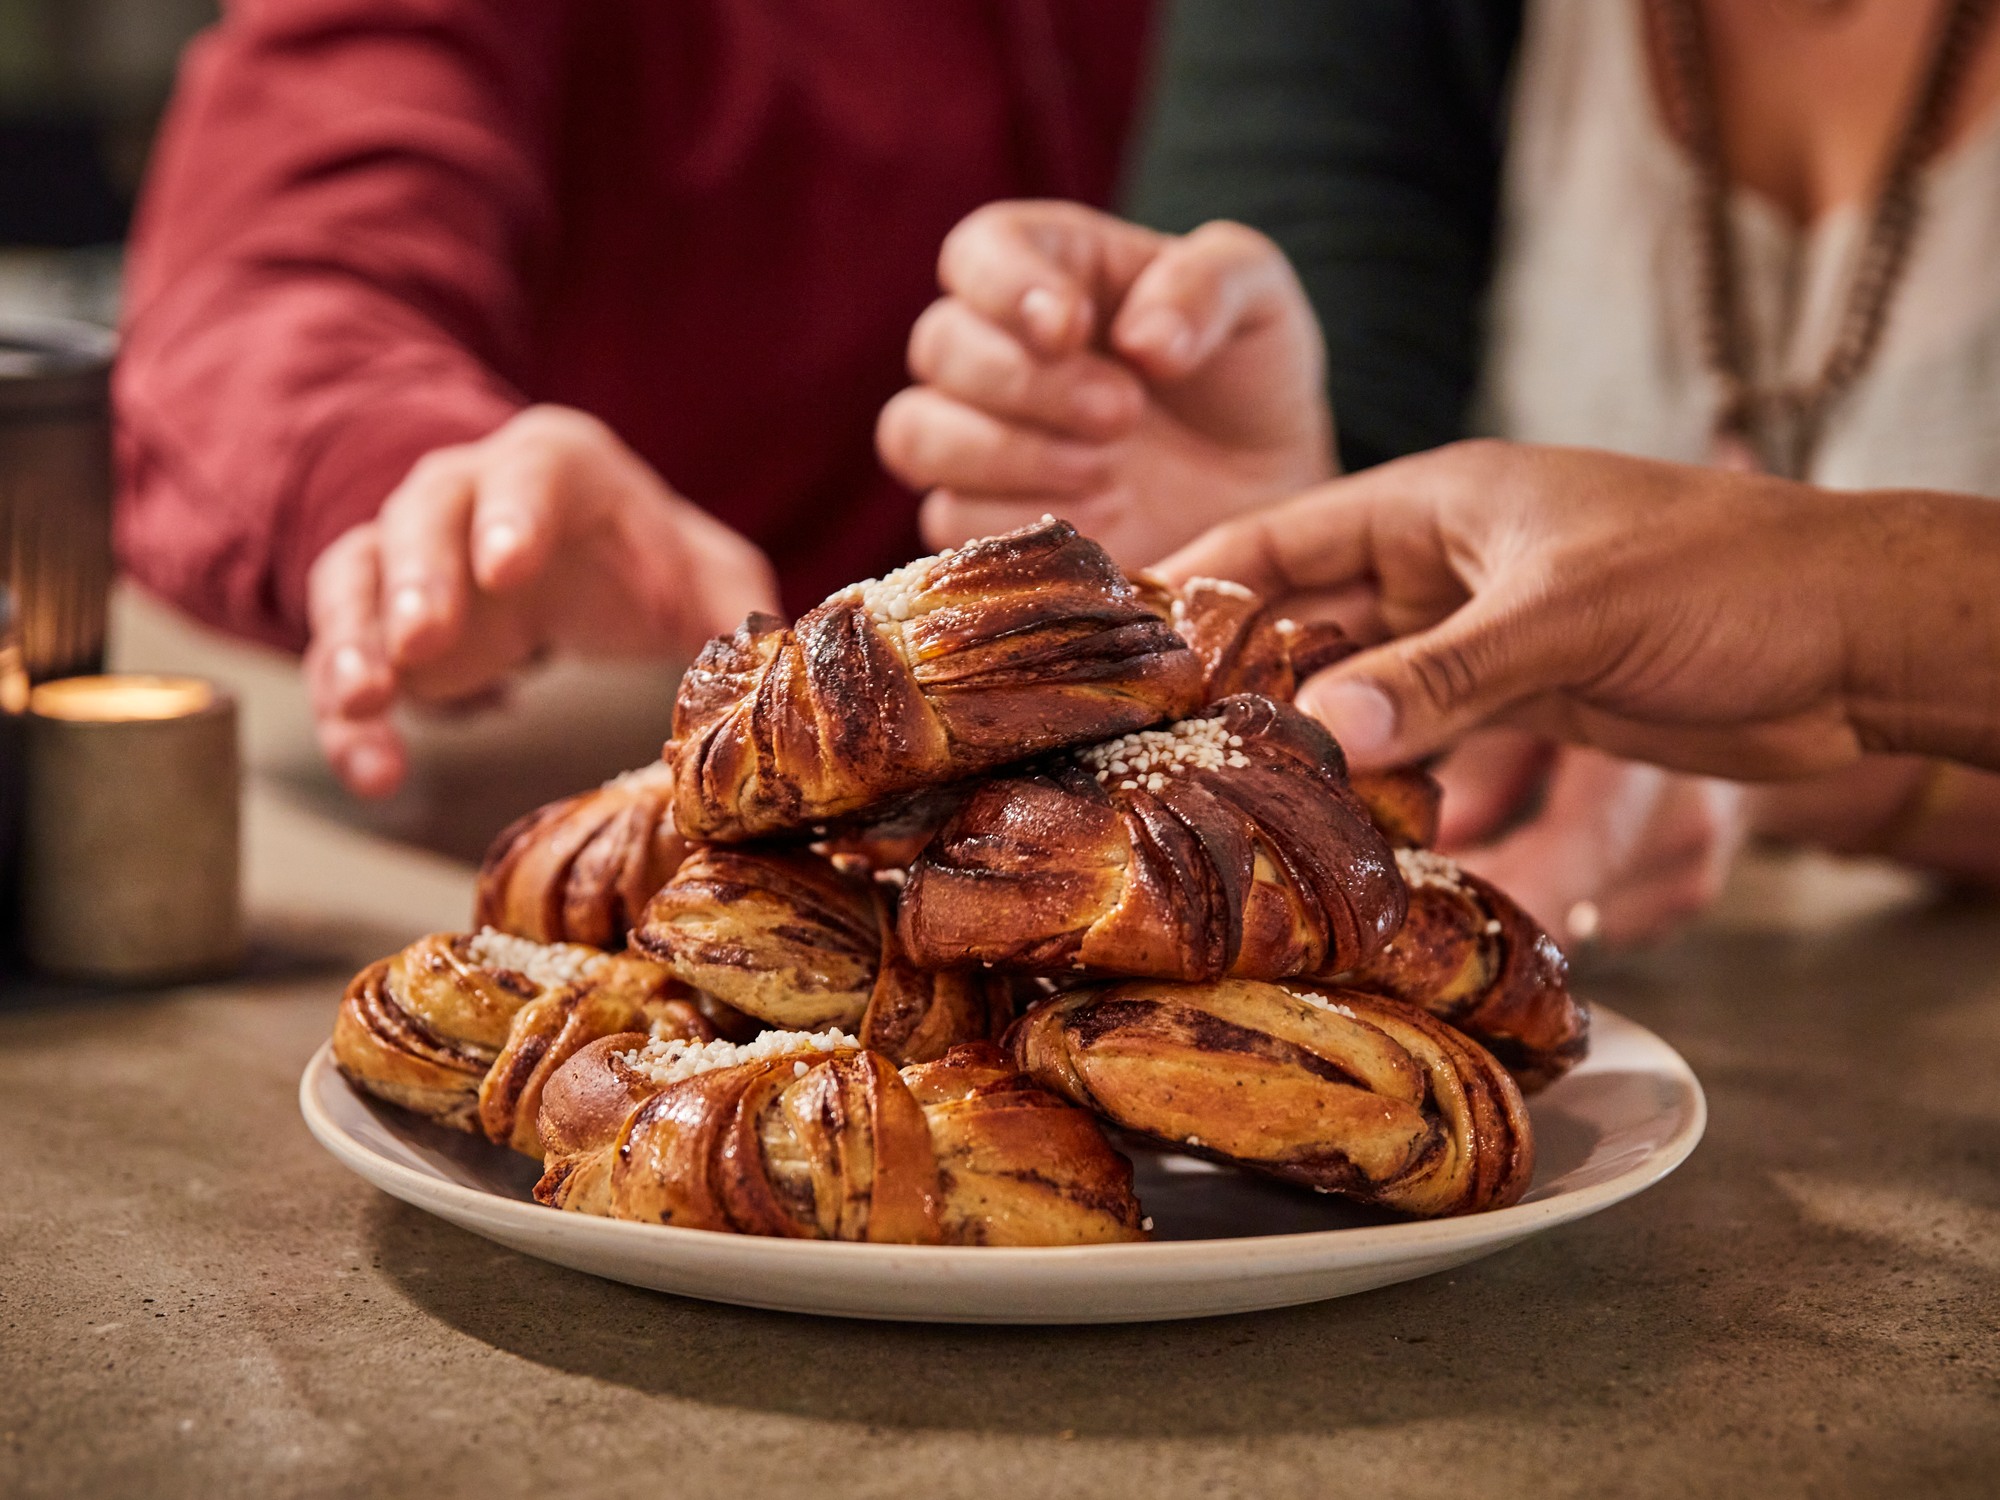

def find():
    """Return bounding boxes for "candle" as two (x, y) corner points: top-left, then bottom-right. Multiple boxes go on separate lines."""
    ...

(22, 674), (241, 982)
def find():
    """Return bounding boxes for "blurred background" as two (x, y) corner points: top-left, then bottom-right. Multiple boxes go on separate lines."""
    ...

(1, 0), (685, 865)
(0, 0), (213, 324)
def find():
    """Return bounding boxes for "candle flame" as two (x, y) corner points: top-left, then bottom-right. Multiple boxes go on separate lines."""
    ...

(28, 675), (216, 723)
(0, 641), (27, 715)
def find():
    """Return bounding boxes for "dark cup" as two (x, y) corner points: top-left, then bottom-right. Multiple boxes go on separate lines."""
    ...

(0, 316), (116, 681)
(0, 316), (116, 967)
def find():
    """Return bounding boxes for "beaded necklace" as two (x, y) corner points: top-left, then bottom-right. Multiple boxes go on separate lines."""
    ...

(1647, 0), (1999, 475)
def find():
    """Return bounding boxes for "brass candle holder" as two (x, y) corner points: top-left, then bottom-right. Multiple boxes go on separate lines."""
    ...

(22, 674), (242, 983)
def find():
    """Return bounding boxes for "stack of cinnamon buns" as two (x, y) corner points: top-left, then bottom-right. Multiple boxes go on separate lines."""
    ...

(332, 519), (1587, 1247)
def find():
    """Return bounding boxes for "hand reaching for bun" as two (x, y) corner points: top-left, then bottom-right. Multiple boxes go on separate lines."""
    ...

(306, 405), (779, 798)
(1160, 441), (2000, 780)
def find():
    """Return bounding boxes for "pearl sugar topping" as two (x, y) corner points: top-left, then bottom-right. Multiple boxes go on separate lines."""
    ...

(844, 545), (958, 626)
(844, 517), (1058, 628)
(1182, 575), (1256, 602)
(1395, 847), (1467, 892)
(465, 927), (607, 990)
(1284, 986), (1359, 1020)
(620, 1027), (859, 1087)
(1076, 714), (1251, 792)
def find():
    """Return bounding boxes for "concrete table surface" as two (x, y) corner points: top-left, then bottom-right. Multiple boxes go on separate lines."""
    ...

(3, 597), (1998, 1499)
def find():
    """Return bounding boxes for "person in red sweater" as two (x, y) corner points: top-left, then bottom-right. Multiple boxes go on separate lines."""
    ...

(115, 0), (1152, 797)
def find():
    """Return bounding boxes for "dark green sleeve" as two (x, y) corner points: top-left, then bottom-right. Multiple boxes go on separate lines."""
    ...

(1126, 0), (1522, 471)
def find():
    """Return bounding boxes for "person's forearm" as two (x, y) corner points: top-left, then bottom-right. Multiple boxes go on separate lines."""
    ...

(1838, 489), (2000, 772)
(118, 315), (522, 650)
(114, 0), (560, 649)
(1164, 444), (2000, 785)
(1749, 757), (2000, 885)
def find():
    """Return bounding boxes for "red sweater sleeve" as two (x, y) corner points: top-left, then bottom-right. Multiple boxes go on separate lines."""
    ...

(115, 0), (567, 650)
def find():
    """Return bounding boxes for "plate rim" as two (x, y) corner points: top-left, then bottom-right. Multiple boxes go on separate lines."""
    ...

(299, 1001), (1707, 1273)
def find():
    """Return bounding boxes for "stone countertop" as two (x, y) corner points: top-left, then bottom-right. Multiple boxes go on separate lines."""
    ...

(3, 601), (1998, 1499)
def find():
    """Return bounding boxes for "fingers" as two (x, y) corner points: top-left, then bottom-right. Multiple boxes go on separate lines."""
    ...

(634, 496), (783, 648)
(877, 387), (1116, 498)
(306, 525), (394, 717)
(1586, 863), (1724, 946)
(313, 713), (408, 801)
(906, 297), (1145, 441)
(1156, 480), (1383, 601)
(1160, 441), (1519, 598)
(304, 523), (407, 798)
(1110, 220), (1308, 383)
(375, 449), (479, 666)
(1451, 752), (1670, 940)
(1456, 753), (1745, 946)
(1296, 585), (1571, 768)
(466, 418), (570, 591)
(1612, 776), (1747, 898)
(936, 201), (1167, 356)
(1430, 729), (1557, 849)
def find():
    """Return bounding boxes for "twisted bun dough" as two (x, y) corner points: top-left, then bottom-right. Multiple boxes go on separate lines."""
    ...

(631, 845), (1017, 1062)
(1138, 572), (1443, 847)
(1135, 572), (1357, 703)
(1336, 849), (1588, 1093)
(670, 519), (1205, 841)
(812, 784), (968, 872)
(634, 847), (879, 1030)
(899, 694), (1406, 982)
(535, 1036), (1146, 1245)
(475, 764), (687, 947)
(1348, 767), (1444, 849)
(1139, 575), (1576, 1085)
(1009, 980), (1533, 1217)
(331, 930), (717, 1155)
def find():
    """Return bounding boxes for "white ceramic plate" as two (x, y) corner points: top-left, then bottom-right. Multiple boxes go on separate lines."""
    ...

(300, 1003), (1704, 1324)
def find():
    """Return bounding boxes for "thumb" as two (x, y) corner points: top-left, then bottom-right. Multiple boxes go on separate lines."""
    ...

(1295, 594), (1569, 768)
(1110, 219), (1317, 384)
(937, 201), (1168, 356)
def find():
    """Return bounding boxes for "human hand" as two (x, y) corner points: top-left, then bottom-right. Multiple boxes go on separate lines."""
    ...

(876, 200), (1334, 569)
(1747, 756), (2000, 887)
(1160, 440), (2000, 779)
(303, 405), (780, 798)
(1436, 735), (1747, 946)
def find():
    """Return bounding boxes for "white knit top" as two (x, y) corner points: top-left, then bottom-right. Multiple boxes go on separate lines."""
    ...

(1477, 0), (2000, 495)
